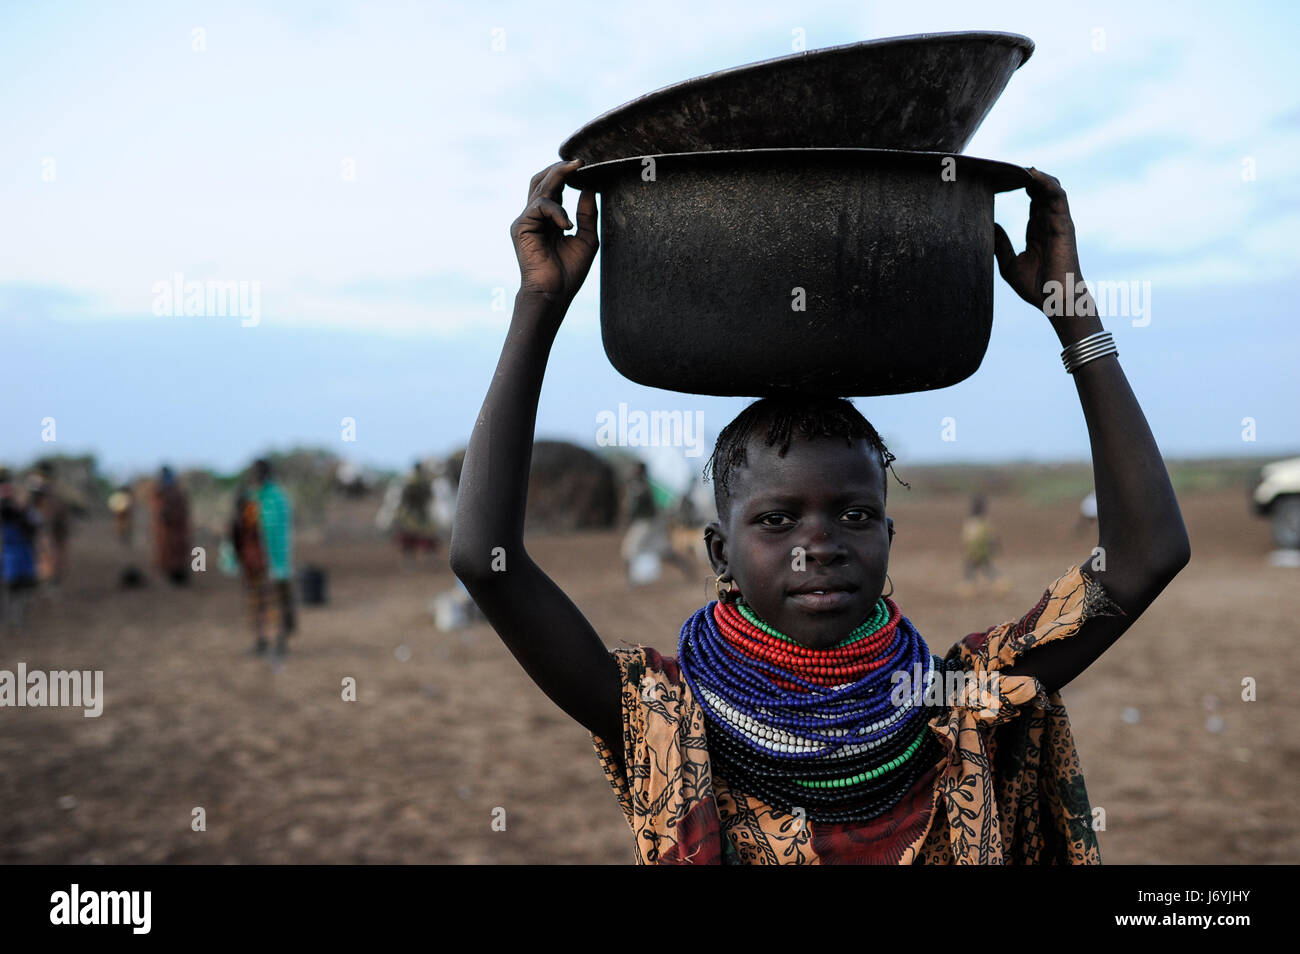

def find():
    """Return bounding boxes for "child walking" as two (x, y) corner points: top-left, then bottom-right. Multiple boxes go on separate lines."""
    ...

(959, 494), (1009, 596)
(249, 459), (295, 656)
(450, 159), (1190, 864)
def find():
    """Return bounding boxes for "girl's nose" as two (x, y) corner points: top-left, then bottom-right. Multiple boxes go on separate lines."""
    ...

(802, 521), (846, 562)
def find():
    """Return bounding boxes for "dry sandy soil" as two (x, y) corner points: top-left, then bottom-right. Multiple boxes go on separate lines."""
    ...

(2, 486), (1296, 864)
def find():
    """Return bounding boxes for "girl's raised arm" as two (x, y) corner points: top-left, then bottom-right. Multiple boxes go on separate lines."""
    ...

(449, 161), (623, 755)
(992, 168), (1192, 694)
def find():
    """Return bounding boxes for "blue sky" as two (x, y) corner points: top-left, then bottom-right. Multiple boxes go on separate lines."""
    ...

(2, 0), (1298, 488)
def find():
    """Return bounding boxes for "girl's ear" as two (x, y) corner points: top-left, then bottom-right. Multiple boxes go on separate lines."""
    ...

(704, 521), (726, 574)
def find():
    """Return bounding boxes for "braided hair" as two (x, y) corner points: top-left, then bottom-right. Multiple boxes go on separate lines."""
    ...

(703, 395), (908, 523)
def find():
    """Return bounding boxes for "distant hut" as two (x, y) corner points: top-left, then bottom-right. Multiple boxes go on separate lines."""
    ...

(447, 441), (618, 532)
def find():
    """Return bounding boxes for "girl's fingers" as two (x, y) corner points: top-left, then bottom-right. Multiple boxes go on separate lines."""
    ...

(573, 189), (598, 243)
(1025, 196), (1073, 248)
(527, 168), (548, 204)
(1026, 167), (1062, 194)
(531, 159), (582, 205)
(1027, 168), (1071, 220)
(527, 161), (564, 204)
(513, 197), (567, 238)
(534, 196), (571, 231)
(1028, 184), (1051, 239)
(992, 223), (1016, 278)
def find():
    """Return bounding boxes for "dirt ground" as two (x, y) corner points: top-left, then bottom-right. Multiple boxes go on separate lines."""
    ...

(2, 485), (1296, 864)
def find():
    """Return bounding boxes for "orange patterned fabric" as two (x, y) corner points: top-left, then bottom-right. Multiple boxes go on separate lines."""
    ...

(591, 564), (1125, 864)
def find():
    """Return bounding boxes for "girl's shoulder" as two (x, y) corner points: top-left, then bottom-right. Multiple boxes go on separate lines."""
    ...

(949, 563), (1124, 673)
(610, 645), (686, 693)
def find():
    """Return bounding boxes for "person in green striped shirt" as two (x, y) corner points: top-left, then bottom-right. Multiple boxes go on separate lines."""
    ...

(251, 459), (295, 656)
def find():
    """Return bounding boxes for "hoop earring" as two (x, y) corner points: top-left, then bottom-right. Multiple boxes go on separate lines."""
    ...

(882, 574), (894, 599)
(715, 574), (738, 604)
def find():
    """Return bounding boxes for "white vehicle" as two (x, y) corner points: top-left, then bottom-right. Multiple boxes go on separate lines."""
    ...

(1252, 456), (1300, 549)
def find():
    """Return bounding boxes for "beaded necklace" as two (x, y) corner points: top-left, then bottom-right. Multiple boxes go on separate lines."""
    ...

(677, 593), (946, 824)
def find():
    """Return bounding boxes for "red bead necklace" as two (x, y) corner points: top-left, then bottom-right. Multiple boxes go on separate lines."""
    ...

(712, 598), (904, 690)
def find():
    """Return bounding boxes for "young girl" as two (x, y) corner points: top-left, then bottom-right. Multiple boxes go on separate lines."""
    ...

(450, 159), (1190, 864)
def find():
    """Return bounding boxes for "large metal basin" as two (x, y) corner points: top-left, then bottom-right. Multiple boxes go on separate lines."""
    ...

(567, 148), (1031, 398)
(559, 32), (1033, 163)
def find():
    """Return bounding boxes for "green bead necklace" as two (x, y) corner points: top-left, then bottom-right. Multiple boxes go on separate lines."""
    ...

(791, 725), (931, 789)
(736, 597), (890, 648)
(732, 596), (929, 790)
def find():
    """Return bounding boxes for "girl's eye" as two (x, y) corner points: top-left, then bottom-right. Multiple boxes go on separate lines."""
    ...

(759, 512), (871, 527)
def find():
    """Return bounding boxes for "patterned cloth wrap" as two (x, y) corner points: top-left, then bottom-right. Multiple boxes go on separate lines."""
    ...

(591, 564), (1126, 864)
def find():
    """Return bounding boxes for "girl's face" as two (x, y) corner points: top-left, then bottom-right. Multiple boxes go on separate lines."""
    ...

(706, 434), (891, 650)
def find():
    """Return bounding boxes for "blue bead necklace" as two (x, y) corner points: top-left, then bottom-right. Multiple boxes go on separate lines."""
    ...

(678, 595), (944, 823)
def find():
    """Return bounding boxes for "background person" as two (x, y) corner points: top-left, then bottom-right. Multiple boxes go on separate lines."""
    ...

(959, 494), (1007, 595)
(153, 465), (191, 585)
(393, 461), (438, 564)
(108, 483), (135, 546)
(230, 484), (273, 654)
(31, 463), (71, 590)
(1, 469), (40, 630)
(251, 459), (295, 656)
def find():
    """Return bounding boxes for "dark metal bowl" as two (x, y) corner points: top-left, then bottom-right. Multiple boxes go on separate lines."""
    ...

(559, 32), (1033, 163)
(567, 148), (1031, 398)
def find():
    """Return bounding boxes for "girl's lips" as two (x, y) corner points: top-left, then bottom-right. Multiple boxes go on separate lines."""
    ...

(788, 590), (856, 612)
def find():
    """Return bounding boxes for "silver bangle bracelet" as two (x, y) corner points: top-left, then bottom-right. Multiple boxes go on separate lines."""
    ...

(1060, 330), (1118, 374)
